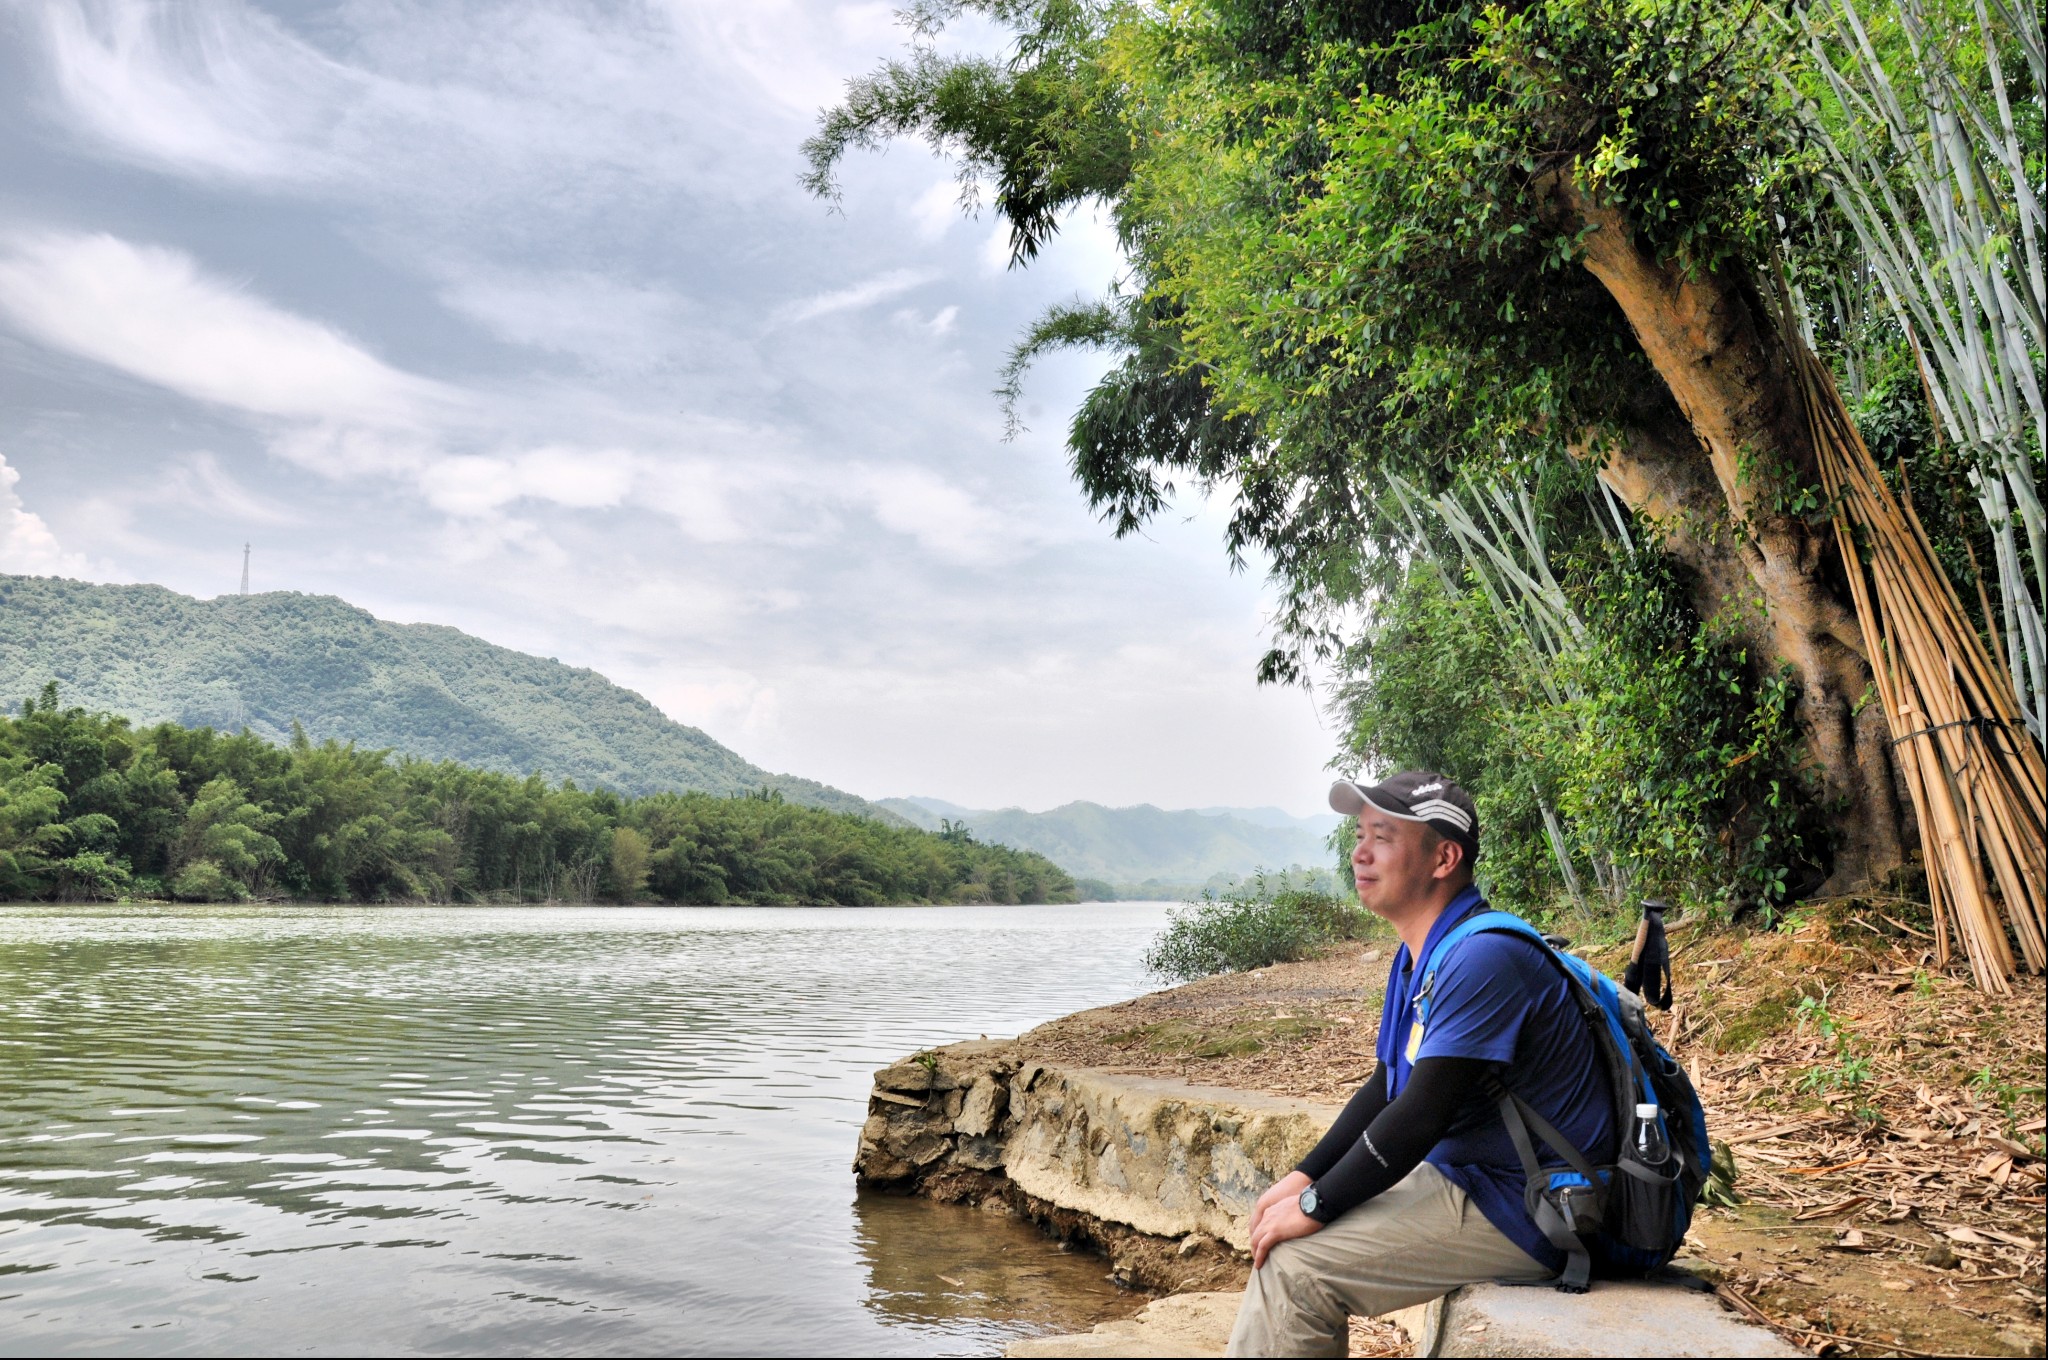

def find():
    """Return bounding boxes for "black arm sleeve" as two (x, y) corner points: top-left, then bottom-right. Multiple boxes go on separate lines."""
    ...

(1300, 1056), (1494, 1221)
(1295, 1065), (1389, 1180)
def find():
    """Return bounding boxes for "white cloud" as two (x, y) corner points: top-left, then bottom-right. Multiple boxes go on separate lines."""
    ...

(0, 231), (447, 425)
(775, 268), (936, 325)
(910, 180), (964, 241)
(37, 0), (363, 182)
(677, 0), (894, 116)
(855, 464), (1018, 566)
(416, 447), (638, 517)
(28, 0), (832, 220)
(981, 218), (1019, 274)
(162, 451), (300, 525)
(436, 267), (699, 372)
(0, 454), (92, 577)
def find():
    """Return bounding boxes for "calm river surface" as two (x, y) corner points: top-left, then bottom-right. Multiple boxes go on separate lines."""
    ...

(0, 901), (1180, 1356)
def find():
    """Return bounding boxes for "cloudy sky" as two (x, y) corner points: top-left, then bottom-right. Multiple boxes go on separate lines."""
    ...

(0, 0), (1335, 815)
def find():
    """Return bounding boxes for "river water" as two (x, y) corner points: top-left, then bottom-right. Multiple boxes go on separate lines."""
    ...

(0, 901), (1180, 1356)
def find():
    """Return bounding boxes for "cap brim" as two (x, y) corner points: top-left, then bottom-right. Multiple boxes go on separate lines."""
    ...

(1332, 778), (1437, 823)
(1328, 780), (1369, 816)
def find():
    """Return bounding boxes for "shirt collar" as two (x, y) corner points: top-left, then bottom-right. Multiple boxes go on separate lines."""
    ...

(1391, 883), (1487, 979)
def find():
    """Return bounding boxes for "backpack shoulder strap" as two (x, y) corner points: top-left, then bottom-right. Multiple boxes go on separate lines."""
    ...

(1416, 909), (1548, 1026)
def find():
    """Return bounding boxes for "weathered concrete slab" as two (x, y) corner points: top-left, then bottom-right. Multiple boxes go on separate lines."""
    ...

(1401, 1280), (1803, 1357)
(1005, 1291), (1241, 1358)
(1009, 1281), (1796, 1359)
(1002, 1068), (1340, 1250)
(857, 1045), (1339, 1252)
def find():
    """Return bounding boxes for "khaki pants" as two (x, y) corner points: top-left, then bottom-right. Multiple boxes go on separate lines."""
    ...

(1226, 1163), (1549, 1357)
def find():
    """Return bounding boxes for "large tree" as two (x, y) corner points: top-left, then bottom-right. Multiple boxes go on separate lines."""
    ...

(807, 0), (1939, 890)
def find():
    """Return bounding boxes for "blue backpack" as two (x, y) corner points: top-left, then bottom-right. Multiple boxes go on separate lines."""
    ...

(1418, 909), (1712, 1292)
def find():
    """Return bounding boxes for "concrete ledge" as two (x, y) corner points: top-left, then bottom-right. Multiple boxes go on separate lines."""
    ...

(1004, 1067), (1340, 1249)
(1006, 1280), (1799, 1359)
(855, 1043), (1338, 1251)
(1397, 1279), (1802, 1357)
(1006, 1292), (1242, 1358)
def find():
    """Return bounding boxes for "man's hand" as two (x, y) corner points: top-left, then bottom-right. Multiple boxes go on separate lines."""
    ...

(1249, 1192), (1324, 1269)
(1246, 1170), (1310, 1240)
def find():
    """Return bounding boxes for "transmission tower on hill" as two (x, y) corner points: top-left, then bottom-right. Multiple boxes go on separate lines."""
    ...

(240, 543), (250, 596)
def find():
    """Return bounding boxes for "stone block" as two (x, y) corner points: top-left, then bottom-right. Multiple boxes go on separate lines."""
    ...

(858, 1149), (913, 1181)
(880, 1107), (956, 1167)
(956, 1074), (1008, 1136)
(954, 1135), (1006, 1170)
(874, 1060), (937, 1093)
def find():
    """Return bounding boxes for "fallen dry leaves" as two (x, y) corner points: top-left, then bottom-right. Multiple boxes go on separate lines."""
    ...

(1016, 902), (2046, 1357)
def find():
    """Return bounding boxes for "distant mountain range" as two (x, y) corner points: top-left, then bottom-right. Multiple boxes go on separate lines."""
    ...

(0, 573), (1349, 889)
(0, 574), (895, 821)
(878, 796), (1342, 893)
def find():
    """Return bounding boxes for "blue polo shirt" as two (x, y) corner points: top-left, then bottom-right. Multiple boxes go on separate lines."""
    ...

(1376, 888), (1617, 1270)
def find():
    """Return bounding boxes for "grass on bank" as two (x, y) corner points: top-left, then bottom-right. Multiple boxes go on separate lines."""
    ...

(1142, 869), (1650, 981)
(1143, 873), (1376, 980)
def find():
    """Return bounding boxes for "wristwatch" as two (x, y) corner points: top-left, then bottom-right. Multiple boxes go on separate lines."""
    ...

(1298, 1183), (1330, 1222)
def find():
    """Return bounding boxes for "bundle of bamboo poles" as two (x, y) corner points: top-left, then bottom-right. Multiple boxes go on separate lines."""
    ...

(1790, 339), (2047, 994)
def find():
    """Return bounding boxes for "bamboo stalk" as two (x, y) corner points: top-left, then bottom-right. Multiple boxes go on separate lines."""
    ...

(1789, 309), (2045, 992)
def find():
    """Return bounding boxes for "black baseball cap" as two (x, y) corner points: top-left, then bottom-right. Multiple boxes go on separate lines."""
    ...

(1329, 771), (1480, 863)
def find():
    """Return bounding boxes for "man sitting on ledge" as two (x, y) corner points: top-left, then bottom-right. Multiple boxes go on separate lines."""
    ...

(1228, 772), (1616, 1358)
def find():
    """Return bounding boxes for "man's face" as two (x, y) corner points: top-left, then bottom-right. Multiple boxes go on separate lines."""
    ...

(1350, 808), (1448, 918)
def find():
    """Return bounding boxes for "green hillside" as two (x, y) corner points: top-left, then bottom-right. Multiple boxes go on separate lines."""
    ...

(877, 796), (1340, 889)
(0, 574), (893, 819)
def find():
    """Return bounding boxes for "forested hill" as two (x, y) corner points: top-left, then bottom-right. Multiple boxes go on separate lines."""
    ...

(0, 574), (891, 820)
(877, 796), (1339, 888)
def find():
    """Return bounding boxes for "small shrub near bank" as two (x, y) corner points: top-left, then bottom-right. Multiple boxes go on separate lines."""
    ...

(1144, 875), (1366, 981)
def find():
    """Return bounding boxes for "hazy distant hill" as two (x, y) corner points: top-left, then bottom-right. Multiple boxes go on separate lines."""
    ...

(878, 796), (1341, 887)
(0, 574), (895, 819)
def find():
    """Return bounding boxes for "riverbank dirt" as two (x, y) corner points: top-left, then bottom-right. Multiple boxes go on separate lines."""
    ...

(1014, 899), (2044, 1357)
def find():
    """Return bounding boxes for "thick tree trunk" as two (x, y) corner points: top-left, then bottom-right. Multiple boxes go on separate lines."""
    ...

(1559, 178), (1906, 892)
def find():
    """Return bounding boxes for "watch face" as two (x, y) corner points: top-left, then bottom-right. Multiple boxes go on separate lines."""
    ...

(1298, 1186), (1319, 1218)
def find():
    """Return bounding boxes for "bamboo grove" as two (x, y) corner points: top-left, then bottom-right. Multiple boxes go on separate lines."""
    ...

(807, 0), (2045, 985)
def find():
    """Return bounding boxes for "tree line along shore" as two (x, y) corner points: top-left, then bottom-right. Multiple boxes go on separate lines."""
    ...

(0, 684), (1078, 906)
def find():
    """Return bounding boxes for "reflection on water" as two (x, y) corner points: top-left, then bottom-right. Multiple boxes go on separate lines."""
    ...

(852, 1194), (1133, 1346)
(0, 902), (1173, 1356)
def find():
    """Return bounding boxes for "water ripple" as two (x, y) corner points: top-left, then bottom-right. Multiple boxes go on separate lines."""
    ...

(0, 903), (1172, 1356)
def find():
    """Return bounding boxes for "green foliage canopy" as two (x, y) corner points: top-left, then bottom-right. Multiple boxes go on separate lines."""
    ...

(806, 0), (2009, 916)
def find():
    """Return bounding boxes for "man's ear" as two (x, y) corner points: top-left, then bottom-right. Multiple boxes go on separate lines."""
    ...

(1433, 836), (1466, 881)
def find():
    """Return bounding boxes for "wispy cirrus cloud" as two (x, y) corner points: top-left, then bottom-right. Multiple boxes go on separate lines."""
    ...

(162, 451), (301, 526)
(36, 0), (365, 183)
(0, 231), (448, 425)
(0, 225), (1021, 568)
(774, 268), (938, 326)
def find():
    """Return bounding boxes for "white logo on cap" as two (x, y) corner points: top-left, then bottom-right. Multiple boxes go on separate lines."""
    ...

(1412, 781), (1445, 795)
(1411, 799), (1473, 833)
